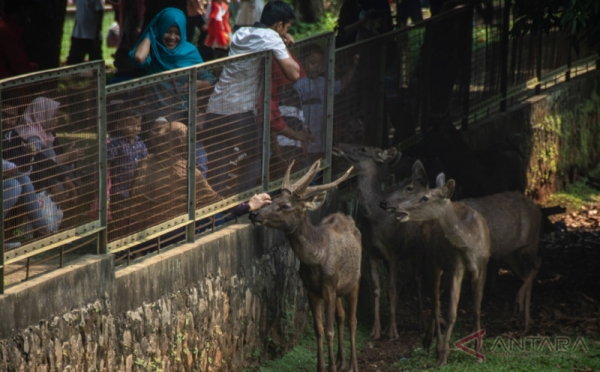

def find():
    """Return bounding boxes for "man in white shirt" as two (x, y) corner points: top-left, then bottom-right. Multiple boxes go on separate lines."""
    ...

(67, 0), (104, 65)
(203, 1), (309, 195)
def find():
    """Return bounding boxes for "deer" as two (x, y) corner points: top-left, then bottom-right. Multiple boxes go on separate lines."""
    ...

(393, 160), (542, 335)
(249, 159), (361, 372)
(332, 143), (427, 340)
(381, 165), (490, 367)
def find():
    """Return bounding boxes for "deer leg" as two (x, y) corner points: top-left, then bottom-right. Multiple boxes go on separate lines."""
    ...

(335, 298), (346, 371)
(470, 266), (486, 337)
(384, 257), (400, 340)
(369, 257), (382, 340)
(437, 268), (464, 368)
(308, 292), (326, 372)
(423, 266), (442, 351)
(521, 252), (541, 335)
(348, 281), (360, 372)
(323, 288), (338, 372)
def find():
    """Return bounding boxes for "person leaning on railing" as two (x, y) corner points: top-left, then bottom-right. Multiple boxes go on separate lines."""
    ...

(128, 120), (271, 232)
(203, 1), (314, 194)
(130, 7), (216, 123)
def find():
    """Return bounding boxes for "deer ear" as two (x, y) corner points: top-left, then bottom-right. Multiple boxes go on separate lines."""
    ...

(303, 192), (328, 211)
(412, 160), (427, 184)
(435, 173), (446, 189)
(442, 179), (455, 199)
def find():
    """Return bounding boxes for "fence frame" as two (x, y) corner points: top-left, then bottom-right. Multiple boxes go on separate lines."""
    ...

(0, 61), (106, 293)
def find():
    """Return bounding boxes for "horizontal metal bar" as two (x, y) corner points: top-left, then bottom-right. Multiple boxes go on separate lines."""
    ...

(108, 214), (191, 253)
(106, 50), (271, 94)
(0, 61), (103, 88)
(195, 186), (263, 220)
(293, 32), (335, 48)
(4, 221), (102, 264)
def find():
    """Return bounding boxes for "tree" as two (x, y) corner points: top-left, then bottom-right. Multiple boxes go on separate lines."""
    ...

(512, 0), (600, 54)
(291, 0), (324, 23)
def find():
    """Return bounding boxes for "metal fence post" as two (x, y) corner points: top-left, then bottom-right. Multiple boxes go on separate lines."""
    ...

(0, 93), (4, 294)
(187, 68), (198, 243)
(461, 5), (474, 130)
(97, 64), (108, 254)
(535, 28), (543, 94)
(376, 37), (388, 147)
(261, 53), (272, 191)
(500, 0), (511, 112)
(323, 34), (336, 184)
(566, 38), (572, 82)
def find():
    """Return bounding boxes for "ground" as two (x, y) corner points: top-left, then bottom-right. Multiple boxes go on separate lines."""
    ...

(256, 188), (600, 372)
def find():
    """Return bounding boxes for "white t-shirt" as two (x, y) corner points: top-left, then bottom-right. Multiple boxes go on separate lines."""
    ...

(207, 27), (289, 115)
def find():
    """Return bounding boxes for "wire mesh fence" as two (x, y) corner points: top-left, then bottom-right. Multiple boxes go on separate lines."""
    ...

(1, 62), (104, 290)
(2, 1), (598, 288)
(106, 69), (194, 251)
(267, 34), (335, 182)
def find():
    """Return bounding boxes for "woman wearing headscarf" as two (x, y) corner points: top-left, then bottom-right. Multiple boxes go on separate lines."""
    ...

(130, 7), (216, 122)
(128, 120), (271, 232)
(16, 97), (82, 201)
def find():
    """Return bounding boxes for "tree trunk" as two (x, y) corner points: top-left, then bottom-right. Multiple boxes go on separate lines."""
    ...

(292, 0), (323, 23)
(24, 0), (68, 70)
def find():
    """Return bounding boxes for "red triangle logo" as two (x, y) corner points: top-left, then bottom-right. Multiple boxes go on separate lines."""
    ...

(454, 329), (486, 361)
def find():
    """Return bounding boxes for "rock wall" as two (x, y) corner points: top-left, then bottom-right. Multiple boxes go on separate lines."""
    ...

(462, 70), (600, 200)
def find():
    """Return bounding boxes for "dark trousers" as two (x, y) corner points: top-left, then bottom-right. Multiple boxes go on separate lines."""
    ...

(67, 37), (103, 65)
(202, 112), (262, 196)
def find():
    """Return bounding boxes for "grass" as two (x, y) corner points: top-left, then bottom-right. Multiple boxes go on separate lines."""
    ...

(545, 179), (600, 211)
(248, 323), (371, 372)
(394, 336), (600, 371)
(60, 9), (116, 68)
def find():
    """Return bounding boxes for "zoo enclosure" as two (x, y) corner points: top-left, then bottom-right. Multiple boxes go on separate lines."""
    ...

(1, 1), (598, 292)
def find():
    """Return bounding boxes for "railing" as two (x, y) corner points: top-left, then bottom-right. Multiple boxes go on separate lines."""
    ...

(2, 1), (598, 291)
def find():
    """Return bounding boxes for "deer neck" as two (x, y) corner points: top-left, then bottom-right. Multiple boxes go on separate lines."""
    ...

(356, 168), (386, 219)
(286, 216), (326, 266)
(436, 201), (473, 251)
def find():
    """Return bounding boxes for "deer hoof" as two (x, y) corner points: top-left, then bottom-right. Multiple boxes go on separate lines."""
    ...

(436, 347), (450, 367)
(388, 327), (399, 341)
(370, 326), (381, 340)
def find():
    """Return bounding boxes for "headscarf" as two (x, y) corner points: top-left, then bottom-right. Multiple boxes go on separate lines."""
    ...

(129, 8), (204, 74)
(130, 121), (221, 224)
(16, 97), (60, 149)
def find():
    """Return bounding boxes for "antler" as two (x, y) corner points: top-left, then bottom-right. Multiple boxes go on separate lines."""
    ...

(282, 160), (321, 195)
(296, 164), (354, 199)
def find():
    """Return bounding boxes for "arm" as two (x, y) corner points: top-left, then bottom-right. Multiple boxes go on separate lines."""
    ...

(275, 56), (301, 82)
(343, 12), (371, 39)
(277, 126), (315, 143)
(132, 38), (151, 64)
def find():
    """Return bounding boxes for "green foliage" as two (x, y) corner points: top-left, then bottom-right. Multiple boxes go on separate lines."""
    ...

(289, 11), (338, 41)
(394, 336), (600, 371)
(512, 0), (600, 54)
(546, 179), (600, 210)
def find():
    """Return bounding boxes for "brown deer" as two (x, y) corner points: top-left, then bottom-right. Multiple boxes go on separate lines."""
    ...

(381, 168), (490, 367)
(461, 192), (542, 334)
(393, 161), (542, 335)
(249, 160), (361, 372)
(333, 144), (426, 339)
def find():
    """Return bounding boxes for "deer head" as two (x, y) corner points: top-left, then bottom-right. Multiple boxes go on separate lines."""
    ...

(249, 160), (353, 233)
(332, 143), (401, 174)
(381, 162), (455, 223)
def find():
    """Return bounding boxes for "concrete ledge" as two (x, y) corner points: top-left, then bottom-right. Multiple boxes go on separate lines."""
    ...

(114, 222), (287, 314)
(0, 254), (114, 338)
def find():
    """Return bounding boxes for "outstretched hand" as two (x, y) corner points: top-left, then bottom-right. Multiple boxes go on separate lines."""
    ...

(248, 193), (272, 211)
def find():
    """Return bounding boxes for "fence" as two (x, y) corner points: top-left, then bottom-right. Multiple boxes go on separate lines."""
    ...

(2, 1), (598, 292)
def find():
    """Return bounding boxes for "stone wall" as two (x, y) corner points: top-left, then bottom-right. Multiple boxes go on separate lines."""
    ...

(462, 70), (600, 200)
(0, 200), (341, 371)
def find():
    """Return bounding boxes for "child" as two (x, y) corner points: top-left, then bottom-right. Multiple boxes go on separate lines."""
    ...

(107, 111), (148, 214)
(294, 45), (360, 154)
(204, 0), (232, 59)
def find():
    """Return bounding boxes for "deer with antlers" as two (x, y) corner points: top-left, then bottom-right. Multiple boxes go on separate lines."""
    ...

(249, 160), (361, 372)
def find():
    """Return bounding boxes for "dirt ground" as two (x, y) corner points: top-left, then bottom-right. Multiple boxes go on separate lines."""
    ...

(356, 204), (600, 371)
